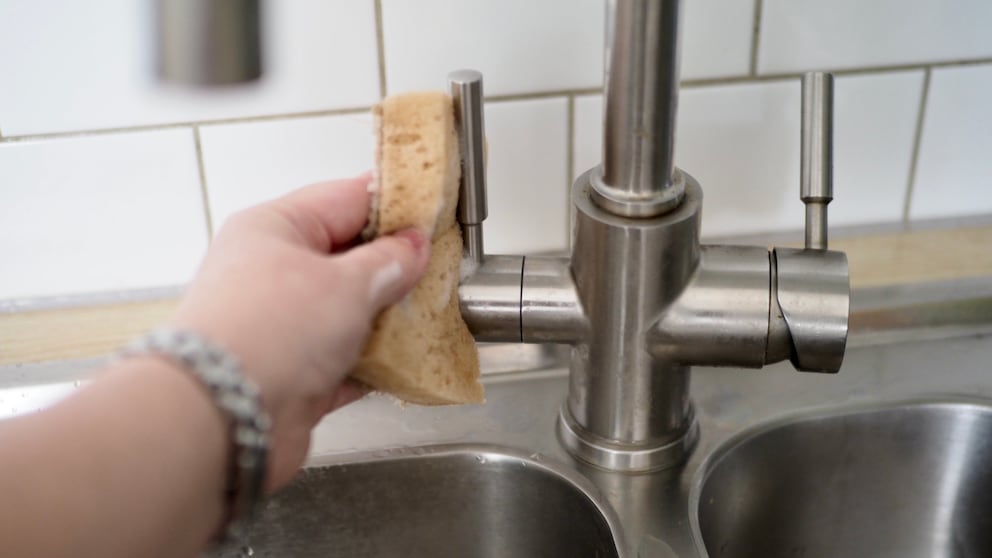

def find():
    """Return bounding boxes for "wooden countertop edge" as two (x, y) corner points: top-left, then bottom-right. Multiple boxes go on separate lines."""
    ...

(2, 225), (991, 366)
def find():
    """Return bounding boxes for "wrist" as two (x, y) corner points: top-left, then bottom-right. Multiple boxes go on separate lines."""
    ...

(117, 329), (271, 544)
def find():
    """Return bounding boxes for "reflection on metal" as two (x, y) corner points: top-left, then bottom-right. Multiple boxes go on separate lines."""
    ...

(210, 445), (626, 558)
(693, 401), (992, 557)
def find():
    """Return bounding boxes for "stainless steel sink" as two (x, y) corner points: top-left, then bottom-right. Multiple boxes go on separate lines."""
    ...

(692, 400), (992, 558)
(211, 445), (624, 558)
(5, 295), (992, 558)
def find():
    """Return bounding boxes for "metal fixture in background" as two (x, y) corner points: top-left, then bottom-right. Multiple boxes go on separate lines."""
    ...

(456, 0), (850, 472)
(156, 0), (262, 86)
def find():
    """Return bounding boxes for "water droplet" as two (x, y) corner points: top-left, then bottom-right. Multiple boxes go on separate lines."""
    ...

(475, 455), (486, 464)
(529, 453), (544, 462)
(239, 545), (254, 557)
(73, 381), (81, 388)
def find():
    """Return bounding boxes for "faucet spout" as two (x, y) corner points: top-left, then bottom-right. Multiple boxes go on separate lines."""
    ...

(594, 0), (685, 217)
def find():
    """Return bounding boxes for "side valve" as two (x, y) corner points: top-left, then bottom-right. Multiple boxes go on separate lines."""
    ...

(768, 72), (849, 373)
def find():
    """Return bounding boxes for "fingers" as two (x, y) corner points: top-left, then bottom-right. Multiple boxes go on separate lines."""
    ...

(335, 228), (431, 313)
(263, 174), (374, 252)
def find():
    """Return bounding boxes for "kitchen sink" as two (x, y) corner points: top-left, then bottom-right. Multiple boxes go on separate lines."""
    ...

(5, 298), (992, 558)
(211, 445), (623, 558)
(693, 400), (992, 558)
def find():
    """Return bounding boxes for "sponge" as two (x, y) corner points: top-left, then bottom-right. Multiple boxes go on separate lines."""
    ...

(352, 92), (484, 405)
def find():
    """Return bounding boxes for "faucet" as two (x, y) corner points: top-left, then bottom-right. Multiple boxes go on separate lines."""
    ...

(455, 0), (849, 471)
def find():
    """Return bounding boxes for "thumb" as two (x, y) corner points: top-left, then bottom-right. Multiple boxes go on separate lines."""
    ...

(337, 229), (431, 312)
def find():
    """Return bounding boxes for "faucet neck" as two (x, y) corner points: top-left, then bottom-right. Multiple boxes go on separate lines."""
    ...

(594, 0), (685, 218)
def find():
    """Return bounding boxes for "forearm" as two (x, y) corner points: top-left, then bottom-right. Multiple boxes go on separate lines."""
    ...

(0, 358), (227, 558)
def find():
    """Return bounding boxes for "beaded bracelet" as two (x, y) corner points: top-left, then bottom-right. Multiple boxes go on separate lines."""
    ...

(119, 329), (270, 543)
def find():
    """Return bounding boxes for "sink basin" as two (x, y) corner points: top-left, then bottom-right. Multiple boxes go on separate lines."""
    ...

(693, 400), (992, 558)
(212, 444), (622, 558)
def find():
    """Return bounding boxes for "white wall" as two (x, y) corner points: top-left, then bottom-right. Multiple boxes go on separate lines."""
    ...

(1, 0), (990, 302)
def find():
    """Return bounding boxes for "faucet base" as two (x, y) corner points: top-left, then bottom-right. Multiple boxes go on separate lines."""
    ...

(556, 404), (699, 472)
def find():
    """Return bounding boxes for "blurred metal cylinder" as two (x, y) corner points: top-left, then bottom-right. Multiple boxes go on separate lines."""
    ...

(156, 0), (262, 86)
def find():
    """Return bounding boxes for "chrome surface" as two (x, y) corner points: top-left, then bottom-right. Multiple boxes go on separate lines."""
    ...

(449, 70), (488, 264)
(454, 0), (850, 472)
(156, 0), (262, 86)
(210, 446), (625, 558)
(650, 246), (773, 369)
(567, 170), (700, 454)
(597, 0), (685, 217)
(520, 257), (587, 344)
(771, 247), (850, 372)
(693, 401), (992, 558)
(800, 72), (834, 250)
(458, 256), (523, 343)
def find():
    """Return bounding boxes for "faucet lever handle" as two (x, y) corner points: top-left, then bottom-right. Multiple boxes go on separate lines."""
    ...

(448, 69), (489, 263)
(800, 72), (834, 250)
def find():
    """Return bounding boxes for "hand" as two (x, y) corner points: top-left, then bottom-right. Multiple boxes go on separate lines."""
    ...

(170, 174), (430, 491)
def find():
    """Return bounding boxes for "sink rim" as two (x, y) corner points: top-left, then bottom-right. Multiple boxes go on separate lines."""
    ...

(303, 442), (631, 558)
(687, 394), (992, 556)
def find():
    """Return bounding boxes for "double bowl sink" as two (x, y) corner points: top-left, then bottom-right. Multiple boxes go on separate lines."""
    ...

(211, 333), (992, 557)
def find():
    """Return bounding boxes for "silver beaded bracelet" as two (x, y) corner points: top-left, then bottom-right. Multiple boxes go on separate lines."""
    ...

(119, 328), (270, 543)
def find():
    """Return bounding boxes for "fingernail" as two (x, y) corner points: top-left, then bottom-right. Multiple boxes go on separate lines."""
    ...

(395, 228), (426, 253)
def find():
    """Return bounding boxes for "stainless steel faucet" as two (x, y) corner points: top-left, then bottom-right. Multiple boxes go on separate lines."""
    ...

(456, 0), (850, 471)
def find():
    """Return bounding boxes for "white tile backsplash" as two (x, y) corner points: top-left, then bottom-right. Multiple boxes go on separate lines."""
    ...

(759, 0), (992, 74)
(1, 0), (990, 305)
(484, 98), (570, 254)
(199, 114), (375, 232)
(833, 71), (924, 227)
(911, 64), (992, 220)
(682, 0), (756, 80)
(380, 0), (604, 96)
(0, 0), (379, 136)
(676, 80), (801, 237)
(0, 129), (206, 300)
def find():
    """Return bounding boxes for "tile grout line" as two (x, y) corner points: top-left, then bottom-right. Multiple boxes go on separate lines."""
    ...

(0, 106), (374, 143)
(373, 0), (388, 98)
(684, 56), (992, 87)
(4, 57), (991, 144)
(487, 87), (602, 103)
(748, 0), (764, 76)
(902, 67), (933, 224)
(191, 126), (215, 240)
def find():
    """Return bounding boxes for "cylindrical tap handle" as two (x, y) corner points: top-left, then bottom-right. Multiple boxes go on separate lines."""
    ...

(448, 69), (488, 262)
(800, 72), (834, 250)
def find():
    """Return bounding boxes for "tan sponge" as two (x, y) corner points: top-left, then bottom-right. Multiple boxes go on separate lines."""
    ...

(352, 92), (484, 405)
